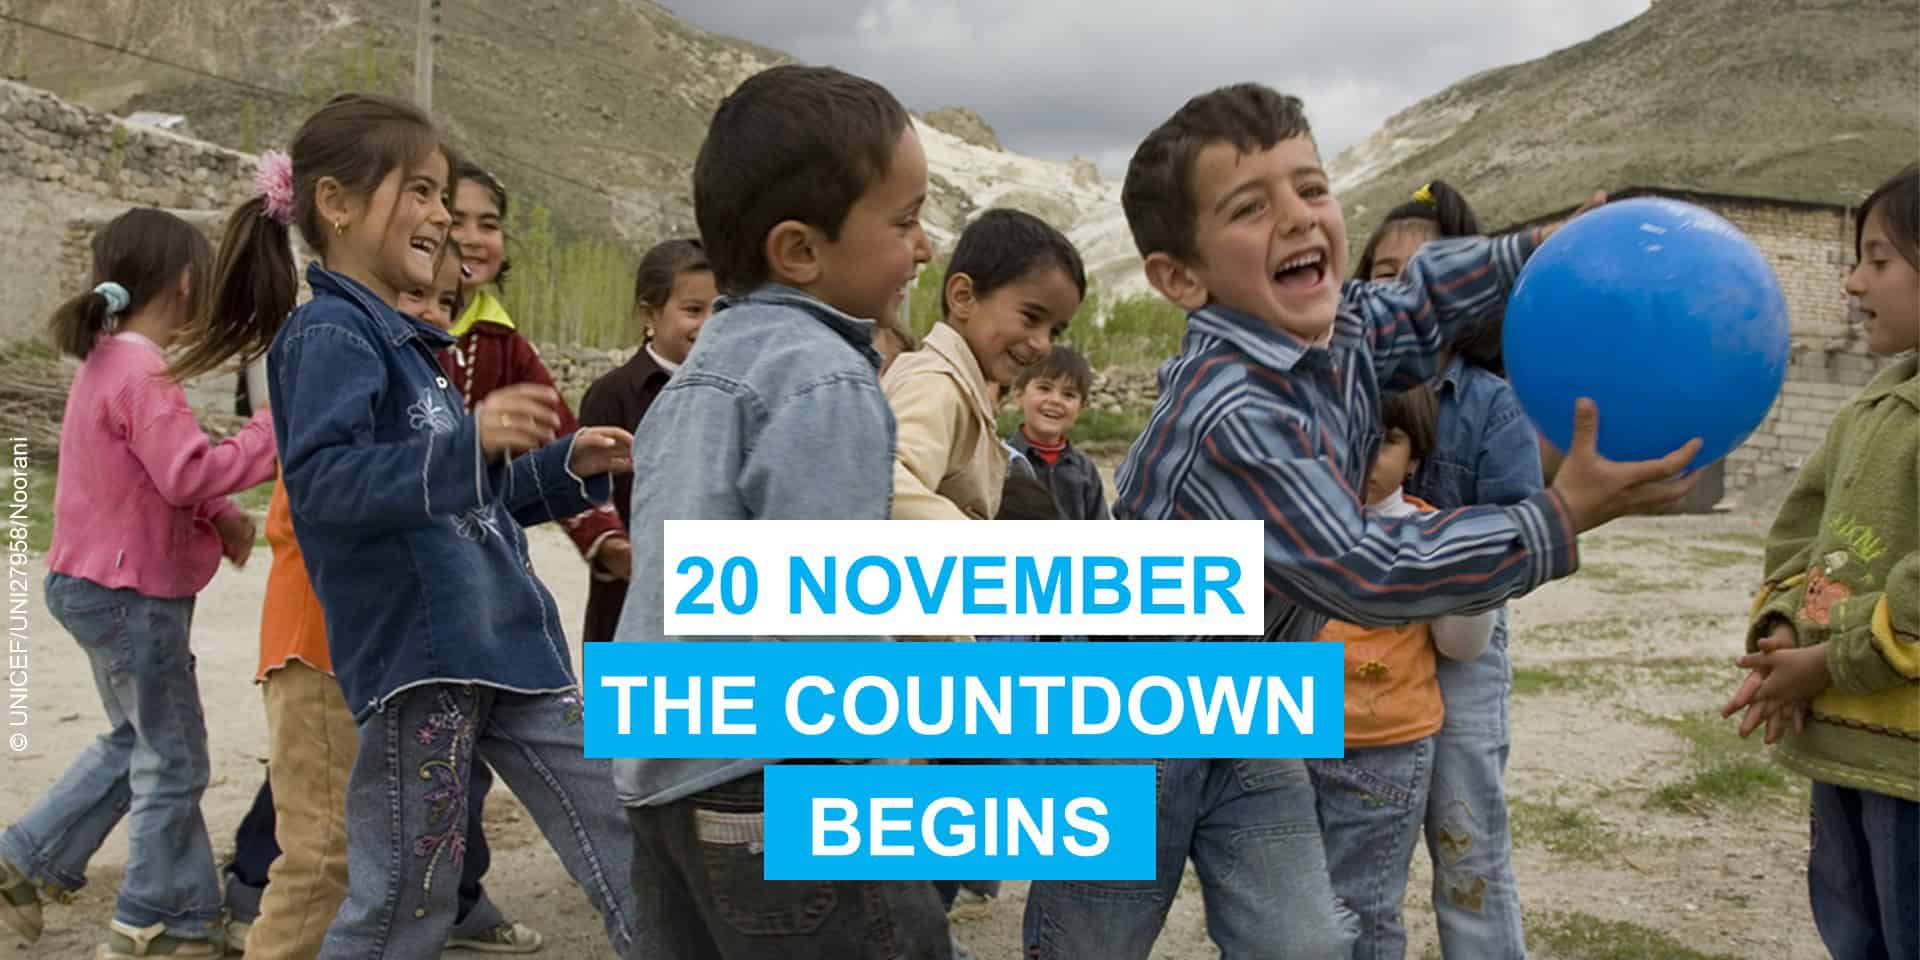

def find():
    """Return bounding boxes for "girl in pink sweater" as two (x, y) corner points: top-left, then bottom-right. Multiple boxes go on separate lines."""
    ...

(0, 208), (277, 958)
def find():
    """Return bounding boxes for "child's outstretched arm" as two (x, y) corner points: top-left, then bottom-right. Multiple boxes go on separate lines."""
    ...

(1747, 439), (1834, 650)
(502, 428), (621, 528)
(1346, 229), (1540, 390)
(886, 371), (972, 521)
(1185, 395), (1698, 626)
(272, 318), (518, 529)
(124, 380), (277, 508)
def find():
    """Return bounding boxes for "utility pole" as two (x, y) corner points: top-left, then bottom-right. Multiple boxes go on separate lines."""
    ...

(414, 0), (438, 110)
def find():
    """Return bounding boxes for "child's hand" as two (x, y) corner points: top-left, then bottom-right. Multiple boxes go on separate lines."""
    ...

(215, 511), (256, 568)
(1734, 640), (1831, 718)
(1541, 191), (1609, 242)
(569, 426), (634, 478)
(477, 384), (562, 459)
(599, 537), (633, 581)
(1721, 623), (1803, 742)
(1551, 399), (1704, 533)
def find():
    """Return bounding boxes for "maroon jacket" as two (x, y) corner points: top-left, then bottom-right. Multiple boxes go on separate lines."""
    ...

(439, 321), (623, 565)
(575, 347), (672, 644)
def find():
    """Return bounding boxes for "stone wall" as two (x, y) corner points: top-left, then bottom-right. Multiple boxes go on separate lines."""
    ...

(1, 80), (259, 343)
(1701, 196), (1896, 500)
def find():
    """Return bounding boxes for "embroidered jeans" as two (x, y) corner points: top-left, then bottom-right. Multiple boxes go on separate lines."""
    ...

(316, 683), (638, 959)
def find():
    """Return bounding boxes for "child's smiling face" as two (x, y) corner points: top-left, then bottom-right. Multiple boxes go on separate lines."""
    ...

(1153, 134), (1347, 342)
(1017, 374), (1086, 445)
(1846, 204), (1920, 356)
(397, 251), (464, 330)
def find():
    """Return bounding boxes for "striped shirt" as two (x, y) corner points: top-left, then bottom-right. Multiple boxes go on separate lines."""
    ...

(1115, 231), (1577, 643)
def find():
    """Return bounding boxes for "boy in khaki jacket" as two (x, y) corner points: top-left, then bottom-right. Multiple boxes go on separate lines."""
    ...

(885, 209), (1086, 521)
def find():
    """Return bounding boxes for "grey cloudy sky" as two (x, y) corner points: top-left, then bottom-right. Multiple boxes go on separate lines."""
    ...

(673, 0), (1651, 173)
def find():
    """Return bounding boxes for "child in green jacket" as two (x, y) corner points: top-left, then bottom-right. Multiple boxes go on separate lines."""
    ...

(1723, 163), (1918, 959)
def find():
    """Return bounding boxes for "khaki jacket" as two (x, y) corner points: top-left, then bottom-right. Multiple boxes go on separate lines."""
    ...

(883, 322), (1007, 521)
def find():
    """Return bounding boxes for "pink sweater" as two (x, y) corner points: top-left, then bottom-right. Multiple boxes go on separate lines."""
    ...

(47, 333), (277, 598)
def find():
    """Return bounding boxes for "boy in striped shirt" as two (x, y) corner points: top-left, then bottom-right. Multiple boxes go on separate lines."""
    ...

(1020, 83), (1703, 959)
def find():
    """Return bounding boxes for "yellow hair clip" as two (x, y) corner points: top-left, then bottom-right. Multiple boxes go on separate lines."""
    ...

(1413, 184), (1436, 205)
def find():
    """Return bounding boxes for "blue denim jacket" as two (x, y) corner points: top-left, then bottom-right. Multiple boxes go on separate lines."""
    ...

(269, 264), (609, 720)
(1406, 356), (1544, 510)
(611, 285), (896, 806)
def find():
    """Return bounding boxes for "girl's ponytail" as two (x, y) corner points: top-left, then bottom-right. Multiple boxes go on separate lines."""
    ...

(1420, 179), (1482, 238)
(47, 285), (120, 360)
(170, 148), (299, 382)
(169, 193), (296, 382)
(50, 208), (212, 361)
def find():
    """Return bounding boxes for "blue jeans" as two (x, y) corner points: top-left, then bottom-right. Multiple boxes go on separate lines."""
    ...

(1425, 614), (1525, 958)
(1311, 738), (1435, 960)
(1024, 759), (1353, 959)
(626, 769), (952, 959)
(316, 683), (638, 959)
(225, 775), (507, 936)
(1808, 782), (1918, 959)
(0, 573), (221, 939)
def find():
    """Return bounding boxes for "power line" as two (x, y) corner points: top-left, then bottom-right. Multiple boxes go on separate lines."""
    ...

(0, 12), (303, 102)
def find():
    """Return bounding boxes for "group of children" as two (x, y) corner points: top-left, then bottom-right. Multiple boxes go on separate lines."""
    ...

(0, 59), (1911, 960)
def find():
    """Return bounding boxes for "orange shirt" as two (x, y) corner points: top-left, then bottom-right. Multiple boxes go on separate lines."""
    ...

(1316, 492), (1444, 747)
(256, 473), (332, 680)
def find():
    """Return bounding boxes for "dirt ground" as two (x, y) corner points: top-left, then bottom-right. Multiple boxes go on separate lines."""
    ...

(2, 503), (1824, 959)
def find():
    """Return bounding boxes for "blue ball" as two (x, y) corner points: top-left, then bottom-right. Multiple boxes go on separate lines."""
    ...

(1503, 197), (1790, 469)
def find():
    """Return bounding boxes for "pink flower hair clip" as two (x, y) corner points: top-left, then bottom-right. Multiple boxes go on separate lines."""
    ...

(254, 150), (296, 227)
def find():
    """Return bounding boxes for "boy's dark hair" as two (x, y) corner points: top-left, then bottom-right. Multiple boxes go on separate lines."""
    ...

(634, 238), (710, 312)
(50, 208), (213, 361)
(1122, 84), (1312, 264)
(170, 92), (452, 381)
(1381, 384), (1438, 463)
(694, 65), (909, 297)
(454, 162), (512, 285)
(1857, 162), (1919, 271)
(997, 462), (1063, 520)
(1355, 180), (1503, 375)
(941, 209), (1088, 321)
(1014, 343), (1094, 396)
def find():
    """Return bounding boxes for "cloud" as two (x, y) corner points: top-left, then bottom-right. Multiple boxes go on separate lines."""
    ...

(673, 0), (1650, 174)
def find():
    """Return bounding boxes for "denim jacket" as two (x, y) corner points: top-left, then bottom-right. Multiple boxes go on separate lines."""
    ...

(612, 285), (896, 806)
(1406, 356), (1544, 511)
(269, 264), (609, 720)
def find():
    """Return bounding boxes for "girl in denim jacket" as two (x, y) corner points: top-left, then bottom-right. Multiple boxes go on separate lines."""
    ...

(1356, 180), (1543, 959)
(168, 92), (641, 960)
(0, 209), (276, 958)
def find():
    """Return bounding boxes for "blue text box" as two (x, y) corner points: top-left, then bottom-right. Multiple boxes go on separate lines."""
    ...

(763, 764), (1156, 880)
(584, 642), (1343, 759)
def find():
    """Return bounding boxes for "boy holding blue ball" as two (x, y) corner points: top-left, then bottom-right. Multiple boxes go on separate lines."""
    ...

(1022, 82), (1704, 959)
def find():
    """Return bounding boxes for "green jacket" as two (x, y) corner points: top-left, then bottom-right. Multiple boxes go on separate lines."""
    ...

(1750, 353), (1918, 801)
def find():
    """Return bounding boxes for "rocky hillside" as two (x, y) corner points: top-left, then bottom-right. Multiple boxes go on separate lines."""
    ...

(4, 0), (1913, 308)
(1330, 0), (1920, 248)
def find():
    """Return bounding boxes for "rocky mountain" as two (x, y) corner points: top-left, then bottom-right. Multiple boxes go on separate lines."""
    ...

(5, 0), (1913, 311)
(1329, 0), (1919, 247)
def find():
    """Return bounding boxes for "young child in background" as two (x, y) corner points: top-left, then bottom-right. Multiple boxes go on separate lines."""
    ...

(1356, 179), (1543, 957)
(576, 238), (714, 644)
(1722, 163), (1917, 959)
(1006, 344), (1110, 520)
(177, 92), (639, 959)
(1025, 81), (1701, 960)
(0, 209), (275, 958)
(886, 207), (1086, 522)
(444, 163), (626, 570)
(875, 312), (920, 376)
(613, 64), (951, 958)
(1310, 383), (1497, 960)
